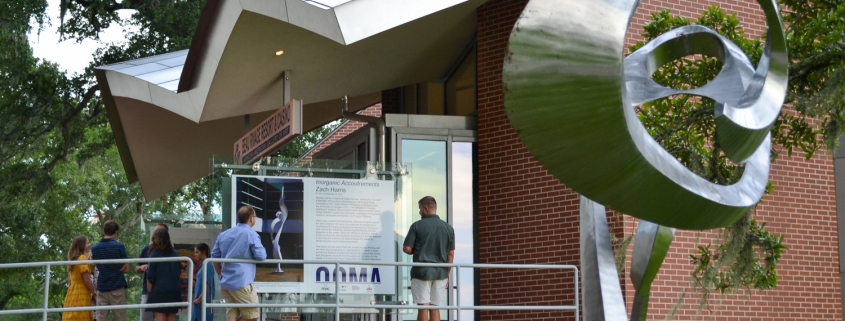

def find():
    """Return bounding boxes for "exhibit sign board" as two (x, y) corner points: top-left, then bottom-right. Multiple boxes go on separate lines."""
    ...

(233, 100), (303, 165)
(231, 175), (396, 294)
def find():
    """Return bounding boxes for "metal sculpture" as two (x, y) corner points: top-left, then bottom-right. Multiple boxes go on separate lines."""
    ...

(503, 0), (786, 319)
(629, 221), (674, 321)
(580, 197), (628, 321)
(502, 0), (787, 230)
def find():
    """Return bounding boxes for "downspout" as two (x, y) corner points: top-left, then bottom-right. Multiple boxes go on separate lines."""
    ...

(341, 96), (385, 163)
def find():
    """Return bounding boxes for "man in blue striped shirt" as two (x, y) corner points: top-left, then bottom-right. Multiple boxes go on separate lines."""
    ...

(91, 220), (130, 321)
(212, 206), (267, 321)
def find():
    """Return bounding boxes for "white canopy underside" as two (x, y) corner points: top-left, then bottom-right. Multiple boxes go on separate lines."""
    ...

(96, 0), (487, 200)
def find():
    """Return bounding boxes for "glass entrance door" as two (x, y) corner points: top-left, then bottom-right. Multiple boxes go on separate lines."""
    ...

(392, 114), (477, 321)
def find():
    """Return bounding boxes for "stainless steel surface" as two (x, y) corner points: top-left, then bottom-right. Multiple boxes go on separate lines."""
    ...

(284, 70), (291, 104)
(211, 163), (406, 176)
(624, 25), (755, 115)
(580, 197), (627, 321)
(42, 264), (50, 321)
(714, 0), (788, 163)
(335, 263), (340, 320)
(506, 0), (787, 319)
(580, 199), (674, 321)
(456, 264), (461, 320)
(503, 0), (787, 230)
(629, 220), (674, 321)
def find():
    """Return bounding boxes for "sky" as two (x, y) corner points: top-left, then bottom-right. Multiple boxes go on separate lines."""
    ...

(27, 0), (136, 75)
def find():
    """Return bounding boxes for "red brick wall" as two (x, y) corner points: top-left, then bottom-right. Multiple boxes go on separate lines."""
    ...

(621, 149), (840, 321)
(477, 0), (840, 320)
(382, 88), (403, 114)
(477, 1), (580, 320)
(278, 313), (299, 321)
(629, 0), (765, 44)
(300, 104), (382, 161)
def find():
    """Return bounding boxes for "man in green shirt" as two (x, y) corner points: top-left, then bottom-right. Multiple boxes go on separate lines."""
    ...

(403, 196), (455, 321)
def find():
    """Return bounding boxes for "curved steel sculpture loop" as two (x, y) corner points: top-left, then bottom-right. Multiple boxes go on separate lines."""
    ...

(624, 26), (756, 109)
(503, 0), (787, 230)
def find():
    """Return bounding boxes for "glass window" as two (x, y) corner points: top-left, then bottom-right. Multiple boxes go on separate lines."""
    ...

(395, 44), (477, 117)
(446, 47), (477, 116)
(401, 140), (448, 206)
(398, 140), (448, 319)
(451, 142), (474, 321)
(417, 82), (446, 115)
(398, 138), (475, 321)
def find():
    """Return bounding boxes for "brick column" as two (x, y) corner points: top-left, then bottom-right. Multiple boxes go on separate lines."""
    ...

(477, 1), (581, 320)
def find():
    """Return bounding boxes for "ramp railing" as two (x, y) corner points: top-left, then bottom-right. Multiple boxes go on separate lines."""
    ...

(0, 258), (577, 321)
(202, 258), (579, 321)
(0, 257), (194, 321)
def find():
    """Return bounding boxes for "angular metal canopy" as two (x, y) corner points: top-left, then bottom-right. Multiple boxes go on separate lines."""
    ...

(96, 0), (487, 201)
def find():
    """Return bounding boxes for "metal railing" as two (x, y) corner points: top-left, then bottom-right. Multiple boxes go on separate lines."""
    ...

(0, 257), (194, 321)
(0, 257), (578, 321)
(202, 258), (579, 321)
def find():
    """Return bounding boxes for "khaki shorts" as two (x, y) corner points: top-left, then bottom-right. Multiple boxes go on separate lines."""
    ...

(96, 288), (127, 321)
(221, 284), (259, 320)
(411, 278), (447, 306)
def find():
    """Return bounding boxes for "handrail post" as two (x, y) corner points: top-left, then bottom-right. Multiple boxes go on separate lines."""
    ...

(334, 262), (340, 321)
(201, 259), (207, 321)
(574, 266), (579, 321)
(186, 259), (194, 321)
(42, 264), (51, 321)
(455, 264), (460, 321)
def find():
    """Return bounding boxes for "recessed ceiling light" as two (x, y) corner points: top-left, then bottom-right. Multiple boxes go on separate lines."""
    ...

(275, 50), (284, 56)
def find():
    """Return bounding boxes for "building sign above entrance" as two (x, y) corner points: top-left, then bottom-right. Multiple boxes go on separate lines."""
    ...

(234, 100), (303, 165)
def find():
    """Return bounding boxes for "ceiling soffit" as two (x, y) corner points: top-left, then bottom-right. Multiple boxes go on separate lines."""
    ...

(202, 5), (478, 121)
(95, 0), (486, 200)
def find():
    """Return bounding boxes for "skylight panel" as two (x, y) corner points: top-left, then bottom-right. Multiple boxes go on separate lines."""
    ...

(302, 0), (353, 9)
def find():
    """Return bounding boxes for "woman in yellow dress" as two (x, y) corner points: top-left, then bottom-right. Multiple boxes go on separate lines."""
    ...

(62, 235), (96, 321)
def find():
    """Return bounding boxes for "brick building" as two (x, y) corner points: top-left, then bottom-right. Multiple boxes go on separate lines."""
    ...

(300, 1), (842, 320)
(98, 0), (841, 320)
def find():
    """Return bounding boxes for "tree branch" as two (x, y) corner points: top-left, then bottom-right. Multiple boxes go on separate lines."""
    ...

(34, 85), (100, 197)
(73, 0), (93, 7)
(76, 85), (99, 114)
(120, 202), (144, 232)
(73, 0), (139, 13)
(789, 45), (845, 85)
